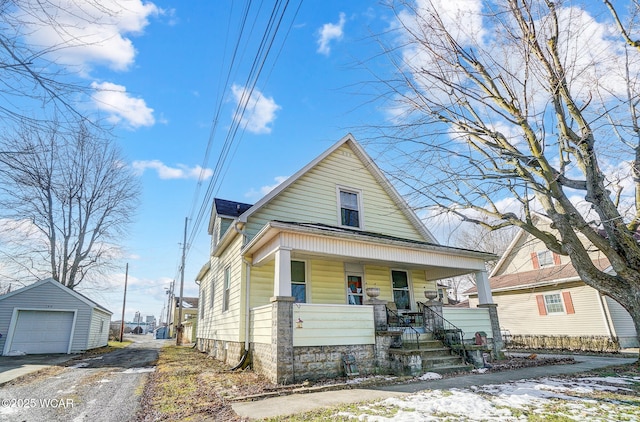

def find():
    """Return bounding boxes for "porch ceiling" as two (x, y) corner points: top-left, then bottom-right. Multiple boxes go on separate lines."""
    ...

(242, 221), (494, 280)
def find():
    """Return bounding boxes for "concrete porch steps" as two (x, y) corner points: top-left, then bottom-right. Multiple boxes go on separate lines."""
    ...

(389, 334), (472, 376)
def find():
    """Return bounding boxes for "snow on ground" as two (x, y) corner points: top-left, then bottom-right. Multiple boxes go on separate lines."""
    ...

(336, 376), (640, 421)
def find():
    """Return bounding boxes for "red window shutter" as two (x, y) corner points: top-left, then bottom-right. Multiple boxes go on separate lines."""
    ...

(553, 253), (561, 265)
(536, 295), (547, 315)
(531, 252), (540, 269)
(562, 291), (575, 314)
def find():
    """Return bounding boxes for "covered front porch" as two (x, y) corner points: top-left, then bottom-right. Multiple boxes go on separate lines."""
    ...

(242, 221), (501, 383)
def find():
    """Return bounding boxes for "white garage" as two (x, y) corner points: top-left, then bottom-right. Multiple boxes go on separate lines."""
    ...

(0, 279), (112, 355)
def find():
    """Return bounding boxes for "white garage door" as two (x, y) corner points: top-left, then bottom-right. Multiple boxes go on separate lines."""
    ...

(8, 310), (75, 354)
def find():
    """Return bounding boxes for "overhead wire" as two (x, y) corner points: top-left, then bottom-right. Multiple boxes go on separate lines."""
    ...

(181, 0), (304, 270)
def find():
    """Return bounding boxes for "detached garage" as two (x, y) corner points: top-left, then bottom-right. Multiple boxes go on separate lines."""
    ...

(0, 278), (112, 355)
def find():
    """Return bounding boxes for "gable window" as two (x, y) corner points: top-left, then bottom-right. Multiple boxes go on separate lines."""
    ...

(223, 266), (230, 312)
(291, 260), (307, 303)
(338, 188), (362, 228)
(531, 250), (561, 269)
(391, 270), (411, 310)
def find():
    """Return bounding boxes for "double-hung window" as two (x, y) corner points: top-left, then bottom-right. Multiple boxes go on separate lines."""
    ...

(222, 266), (230, 312)
(339, 188), (362, 228)
(543, 293), (564, 313)
(392, 270), (411, 310)
(291, 260), (307, 303)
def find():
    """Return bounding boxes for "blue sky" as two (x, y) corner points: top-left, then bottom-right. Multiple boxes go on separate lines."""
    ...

(36, 1), (396, 322)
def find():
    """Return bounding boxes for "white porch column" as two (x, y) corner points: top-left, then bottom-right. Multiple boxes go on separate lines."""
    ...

(274, 247), (292, 297)
(475, 270), (493, 304)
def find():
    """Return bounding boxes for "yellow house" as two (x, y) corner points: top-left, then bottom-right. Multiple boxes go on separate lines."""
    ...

(196, 134), (499, 383)
(467, 214), (638, 351)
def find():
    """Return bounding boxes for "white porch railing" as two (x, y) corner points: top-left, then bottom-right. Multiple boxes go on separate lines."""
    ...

(442, 307), (492, 341)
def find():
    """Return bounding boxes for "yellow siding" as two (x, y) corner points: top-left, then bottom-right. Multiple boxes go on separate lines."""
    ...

(198, 236), (244, 342)
(250, 262), (274, 308)
(249, 305), (272, 344)
(309, 260), (345, 304)
(292, 304), (375, 346)
(245, 144), (425, 241)
(470, 284), (609, 337)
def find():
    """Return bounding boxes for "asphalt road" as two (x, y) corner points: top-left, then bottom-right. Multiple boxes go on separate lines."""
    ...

(0, 335), (170, 422)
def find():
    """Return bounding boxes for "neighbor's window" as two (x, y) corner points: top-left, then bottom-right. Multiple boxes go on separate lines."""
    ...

(291, 260), (307, 303)
(339, 189), (361, 228)
(223, 266), (231, 312)
(537, 250), (554, 267)
(544, 293), (564, 314)
(392, 270), (411, 310)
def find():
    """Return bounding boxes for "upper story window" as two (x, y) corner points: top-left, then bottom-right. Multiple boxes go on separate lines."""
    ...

(531, 250), (560, 269)
(338, 187), (362, 228)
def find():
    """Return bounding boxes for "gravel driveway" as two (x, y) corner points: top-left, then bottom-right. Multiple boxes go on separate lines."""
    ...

(0, 335), (170, 422)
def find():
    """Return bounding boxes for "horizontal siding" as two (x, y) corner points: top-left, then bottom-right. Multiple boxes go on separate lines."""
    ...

(245, 144), (425, 242)
(605, 296), (638, 344)
(197, 236), (244, 342)
(309, 260), (345, 304)
(87, 309), (111, 349)
(292, 304), (375, 346)
(0, 282), (93, 353)
(482, 285), (609, 337)
(442, 308), (492, 341)
(250, 262), (275, 308)
(249, 305), (272, 344)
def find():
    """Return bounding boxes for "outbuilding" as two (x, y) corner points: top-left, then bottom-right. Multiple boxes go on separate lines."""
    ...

(0, 278), (112, 355)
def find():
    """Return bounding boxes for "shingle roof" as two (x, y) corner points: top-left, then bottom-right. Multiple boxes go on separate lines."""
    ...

(214, 198), (253, 217)
(467, 257), (611, 294)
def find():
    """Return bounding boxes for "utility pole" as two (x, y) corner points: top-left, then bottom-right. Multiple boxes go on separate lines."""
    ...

(119, 263), (129, 342)
(176, 216), (187, 345)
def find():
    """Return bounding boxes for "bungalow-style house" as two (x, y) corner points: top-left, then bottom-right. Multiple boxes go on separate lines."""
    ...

(467, 214), (639, 351)
(0, 278), (112, 355)
(196, 134), (501, 383)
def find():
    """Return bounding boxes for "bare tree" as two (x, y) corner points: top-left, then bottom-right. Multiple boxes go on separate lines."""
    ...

(0, 120), (139, 289)
(366, 0), (640, 345)
(0, 0), (126, 129)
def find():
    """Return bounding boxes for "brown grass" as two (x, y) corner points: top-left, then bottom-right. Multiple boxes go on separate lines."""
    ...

(136, 345), (275, 421)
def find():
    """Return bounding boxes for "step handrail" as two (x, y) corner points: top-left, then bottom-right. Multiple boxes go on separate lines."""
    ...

(386, 306), (421, 349)
(419, 303), (468, 362)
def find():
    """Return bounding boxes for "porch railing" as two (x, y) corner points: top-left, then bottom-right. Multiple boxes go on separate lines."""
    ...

(422, 304), (467, 362)
(386, 306), (421, 349)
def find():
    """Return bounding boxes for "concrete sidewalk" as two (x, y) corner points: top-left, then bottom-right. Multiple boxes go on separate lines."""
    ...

(231, 353), (637, 420)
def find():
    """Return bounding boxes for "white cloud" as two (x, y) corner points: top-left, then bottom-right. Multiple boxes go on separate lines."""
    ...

(231, 84), (281, 134)
(245, 176), (289, 199)
(91, 81), (155, 128)
(12, 0), (160, 72)
(132, 160), (213, 181)
(317, 12), (346, 56)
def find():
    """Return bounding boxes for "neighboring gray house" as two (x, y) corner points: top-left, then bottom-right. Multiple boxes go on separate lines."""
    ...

(0, 278), (112, 355)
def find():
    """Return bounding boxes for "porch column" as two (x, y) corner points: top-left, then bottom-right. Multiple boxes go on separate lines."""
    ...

(271, 296), (295, 384)
(274, 247), (292, 297)
(475, 270), (493, 305)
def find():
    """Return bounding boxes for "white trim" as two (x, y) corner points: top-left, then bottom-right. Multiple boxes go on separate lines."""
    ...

(3, 308), (78, 355)
(291, 258), (310, 303)
(390, 269), (413, 311)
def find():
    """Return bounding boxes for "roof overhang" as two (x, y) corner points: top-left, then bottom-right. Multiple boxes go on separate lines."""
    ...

(242, 221), (495, 280)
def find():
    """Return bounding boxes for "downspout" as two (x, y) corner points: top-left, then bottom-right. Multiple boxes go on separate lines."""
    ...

(231, 221), (251, 370)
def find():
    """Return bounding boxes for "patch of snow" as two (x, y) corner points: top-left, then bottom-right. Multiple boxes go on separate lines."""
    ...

(6, 350), (26, 356)
(340, 376), (640, 421)
(122, 366), (156, 374)
(472, 368), (489, 374)
(69, 361), (89, 368)
(417, 372), (442, 380)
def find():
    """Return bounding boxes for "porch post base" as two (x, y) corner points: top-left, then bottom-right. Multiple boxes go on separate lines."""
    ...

(270, 296), (295, 384)
(477, 303), (504, 359)
(365, 298), (388, 331)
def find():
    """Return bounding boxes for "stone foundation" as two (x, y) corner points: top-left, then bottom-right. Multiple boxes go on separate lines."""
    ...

(197, 338), (245, 366)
